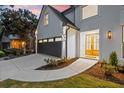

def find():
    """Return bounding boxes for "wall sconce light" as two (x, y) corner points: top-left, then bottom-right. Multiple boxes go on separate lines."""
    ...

(107, 31), (112, 40)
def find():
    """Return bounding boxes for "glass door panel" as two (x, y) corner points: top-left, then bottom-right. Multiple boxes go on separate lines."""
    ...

(85, 33), (99, 57)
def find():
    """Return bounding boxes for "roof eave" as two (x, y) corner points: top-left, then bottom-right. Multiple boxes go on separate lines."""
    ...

(66, 23), (80, 30)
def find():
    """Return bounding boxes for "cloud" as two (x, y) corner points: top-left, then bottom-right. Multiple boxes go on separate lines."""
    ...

(12, 5), (70, 17)
(14, 5), (42, 16)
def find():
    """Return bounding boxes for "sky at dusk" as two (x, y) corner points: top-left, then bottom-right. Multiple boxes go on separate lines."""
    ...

(12, 5), (70, 18)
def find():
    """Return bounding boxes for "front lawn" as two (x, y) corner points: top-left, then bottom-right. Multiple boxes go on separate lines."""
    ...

(0, 73), (123, 88)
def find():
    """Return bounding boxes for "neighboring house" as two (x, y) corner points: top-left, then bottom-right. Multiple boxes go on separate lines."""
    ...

(0, 30), (26, 49)
(37, 5), (124, 61)
(8, 33), (26, 49)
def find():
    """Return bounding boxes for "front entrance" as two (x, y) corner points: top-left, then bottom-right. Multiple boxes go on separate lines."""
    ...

(85, 33), (99, 58)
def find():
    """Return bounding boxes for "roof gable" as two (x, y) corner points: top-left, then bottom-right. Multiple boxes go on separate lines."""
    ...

(48, 6), (79, 30)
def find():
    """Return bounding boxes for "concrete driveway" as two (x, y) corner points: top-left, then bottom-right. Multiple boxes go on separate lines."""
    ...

(0, 54), (98, 82)
(0, 54), (58, 80)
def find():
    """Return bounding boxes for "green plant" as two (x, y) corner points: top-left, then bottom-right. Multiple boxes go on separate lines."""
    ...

(0, 50), (6, 57)
(44, 58), (58, 66)
(102, 64), (118, 76)
(101, 59), (118, 76)
(44, 58), (70, 66)
(101, 59), (107, 68)
(117, 66), (124, 73)
(109, 51), (118, 66)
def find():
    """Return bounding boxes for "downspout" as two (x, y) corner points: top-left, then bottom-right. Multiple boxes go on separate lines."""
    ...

(62, 25), (70, 58)
(66, 26), (70, 58)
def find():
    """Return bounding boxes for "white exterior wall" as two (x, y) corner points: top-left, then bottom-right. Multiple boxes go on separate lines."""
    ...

(67, 28), (76, 58)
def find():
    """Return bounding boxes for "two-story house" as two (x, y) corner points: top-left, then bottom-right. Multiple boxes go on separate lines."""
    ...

(37, 5), (124, 61)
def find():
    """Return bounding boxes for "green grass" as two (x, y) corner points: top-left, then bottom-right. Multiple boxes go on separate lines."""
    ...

(0, 73), (123, 88)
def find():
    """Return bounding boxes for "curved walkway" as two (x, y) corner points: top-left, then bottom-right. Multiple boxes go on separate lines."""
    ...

(0, 54), (97, 82)
(10, 58), (97, 82)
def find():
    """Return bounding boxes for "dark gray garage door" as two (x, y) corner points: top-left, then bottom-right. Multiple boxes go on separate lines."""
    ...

(38, 41), (62, 57)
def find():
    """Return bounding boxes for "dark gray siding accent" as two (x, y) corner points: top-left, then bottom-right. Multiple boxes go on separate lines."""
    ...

(38, 41), (62, 57)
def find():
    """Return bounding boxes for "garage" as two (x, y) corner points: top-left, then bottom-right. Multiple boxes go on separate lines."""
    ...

(37, 37), (62, 57)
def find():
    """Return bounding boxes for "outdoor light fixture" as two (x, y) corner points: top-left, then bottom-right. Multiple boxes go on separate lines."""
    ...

(107, 31), (112, 40)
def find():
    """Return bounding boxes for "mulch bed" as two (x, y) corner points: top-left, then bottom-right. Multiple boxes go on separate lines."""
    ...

(35, 58), (78, 70)
(84, 62), (124, 85)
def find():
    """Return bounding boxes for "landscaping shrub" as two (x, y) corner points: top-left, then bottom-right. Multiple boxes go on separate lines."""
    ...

(4, 48), (24, 56)
(101, 59), (107, 68)
(101, 59), (118, 77)
(117, 66), (124, 73)
(109, 51), (118, 66)
(0, 50), (6, 57)
(44, 58), (58, 66)
(44, 58), (69, 66)
(3, 48), (16, 55)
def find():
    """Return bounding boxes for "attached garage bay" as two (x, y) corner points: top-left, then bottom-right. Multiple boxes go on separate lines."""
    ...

(37, 37), (62, 57)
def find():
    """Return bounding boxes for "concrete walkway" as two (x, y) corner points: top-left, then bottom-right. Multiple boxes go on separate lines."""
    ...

(0, 54), (97, 82)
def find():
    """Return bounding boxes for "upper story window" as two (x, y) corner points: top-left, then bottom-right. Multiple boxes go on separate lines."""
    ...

(82, 5), (98, 19)
(43, 14), (49, 26)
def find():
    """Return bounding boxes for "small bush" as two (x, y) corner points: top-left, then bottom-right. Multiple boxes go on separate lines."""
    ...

(0, 50), (6, 57)
(44, 58), (58, 66)
(101, 59), (107, 68)
(44, 58), (69, 66)
(117, 66), (124, 73)
(109, 51), (118, 66)
(4, 48), (24, 56)
(103, 64), (118, 76)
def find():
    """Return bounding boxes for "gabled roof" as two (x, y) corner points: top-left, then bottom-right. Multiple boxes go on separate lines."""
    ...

(48, 6), (79, 30)
(62, 5), (75, 14)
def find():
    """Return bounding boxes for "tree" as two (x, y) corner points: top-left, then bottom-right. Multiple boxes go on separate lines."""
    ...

(0, 8), (38, 52)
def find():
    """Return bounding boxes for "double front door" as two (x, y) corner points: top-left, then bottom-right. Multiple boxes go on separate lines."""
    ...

(85, 33), (99, 57)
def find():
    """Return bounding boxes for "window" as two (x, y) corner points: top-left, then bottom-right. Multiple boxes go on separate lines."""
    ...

(55, 37), (62, 42)
(43, 39), (47, 43)
(43, 14), (49, 25)
(48, 38), (54, 42)
(82, 5), (98, 19)
(39, 40), (43, 43)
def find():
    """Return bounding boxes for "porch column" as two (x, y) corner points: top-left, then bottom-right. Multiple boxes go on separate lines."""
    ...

(62, 26), (68, 58)
(35, 29), (38, 54)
